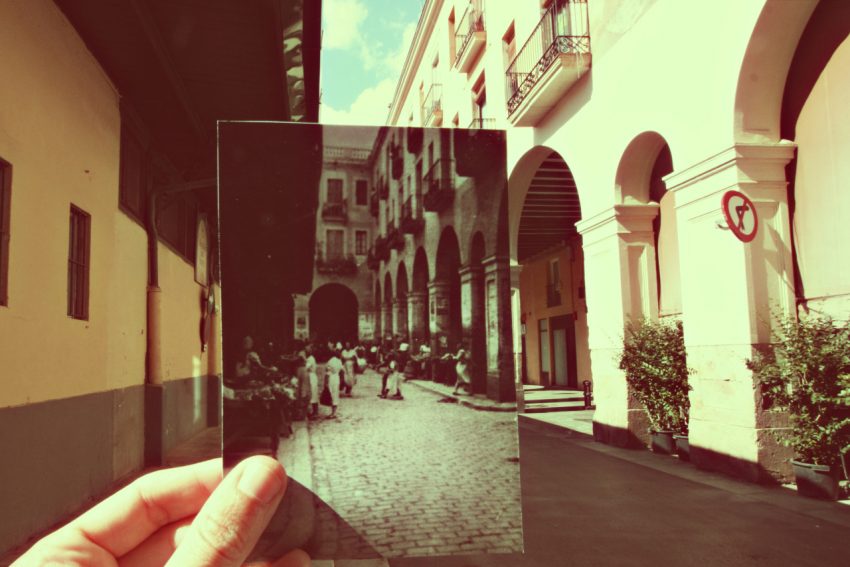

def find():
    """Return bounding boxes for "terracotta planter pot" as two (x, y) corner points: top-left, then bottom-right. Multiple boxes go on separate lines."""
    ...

(791, 460), (841, 500)
(650, 430), (676, 455)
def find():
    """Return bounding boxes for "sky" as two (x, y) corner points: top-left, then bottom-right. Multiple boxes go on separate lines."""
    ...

(319, 0), (424, 126)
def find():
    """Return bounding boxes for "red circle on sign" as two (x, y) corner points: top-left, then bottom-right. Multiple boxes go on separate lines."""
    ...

(721, 190), (758, 243)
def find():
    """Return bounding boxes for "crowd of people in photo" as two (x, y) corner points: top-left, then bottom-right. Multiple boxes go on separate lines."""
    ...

(224, 333), (475, 431)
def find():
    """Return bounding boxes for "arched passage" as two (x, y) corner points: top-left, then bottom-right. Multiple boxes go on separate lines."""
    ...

(433, 227), (462, 356)
(383, 272), (393, 341)
(514, 149), (590, 390)
(615, 132), (681, 319)
(396, 262), (409, 339)
(309, 283), (358, 343)
(374, 279), (382, 340)
(467, 232), (487, 394)
(410, 247), (430, 343)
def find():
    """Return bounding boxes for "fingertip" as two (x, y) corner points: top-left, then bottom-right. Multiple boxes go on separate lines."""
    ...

(236, 457), (287, 504)
(272, 548), (311, 567)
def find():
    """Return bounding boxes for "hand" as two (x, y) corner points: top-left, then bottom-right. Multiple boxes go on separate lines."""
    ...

(15, 457), (310, 567)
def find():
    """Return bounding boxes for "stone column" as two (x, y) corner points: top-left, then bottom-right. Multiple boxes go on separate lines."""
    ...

(667, 142), (796, 482)
(381, 301), (393, 342)
(510, 261), (525, 411)
(576, 203), (660, 448)
(407, 291), (428, 342)
(482, 255), (516, 402)
(394, 297), (408, 339)
(459, 265), (486, 395)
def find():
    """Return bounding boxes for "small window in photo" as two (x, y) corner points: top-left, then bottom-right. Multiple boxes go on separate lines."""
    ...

(68, 205), (91, 320)
(355, 180), (368, 205)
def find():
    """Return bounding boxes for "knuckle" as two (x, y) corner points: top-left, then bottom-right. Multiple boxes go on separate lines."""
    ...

(195, 508), (249, 563)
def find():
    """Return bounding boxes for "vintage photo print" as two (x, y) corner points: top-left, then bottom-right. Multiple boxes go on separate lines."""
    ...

(217, 121), (522, 560)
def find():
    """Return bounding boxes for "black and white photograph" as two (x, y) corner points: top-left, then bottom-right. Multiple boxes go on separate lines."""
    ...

(217, 121), (522, 560)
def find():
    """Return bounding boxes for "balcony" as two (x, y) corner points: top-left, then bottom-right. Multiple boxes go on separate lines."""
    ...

(421, 84), (443, 127)
(390, 144), (404, 180)
(423, 159), (454, 213)
(369, 190), (379, 217)
(321, 200), (348, 223)
(400, 196), (424, 234)
(455, 0), (485, 73)
(316, 253), (358, 277)
(366, 248), (381, 270)
(546, 282), (562, 307)
(468, 117), (496, 129)
(373, 235), (390, 261)
(378, 178), (389, 199)
(386, 219), (405, 251)
(505, 0), (590, 127)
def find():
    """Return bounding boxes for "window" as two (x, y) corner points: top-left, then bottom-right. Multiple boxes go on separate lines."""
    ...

(355, 180), (368, 205)
(327, 179), (343, 203)
(448, 9), (457, 66)
(355, 230), (368, 255)
(157, 194), (197, 262)
(119, 127), (147, 221)
(549, 259), (560, 288)
(0, 158), (10, 306)
(68, 205), (91, 320)
(503, 23), (516, 68)
(415, 161), (423, 197)
(326, 229), (345, 260)
(472, 72), (487, 122)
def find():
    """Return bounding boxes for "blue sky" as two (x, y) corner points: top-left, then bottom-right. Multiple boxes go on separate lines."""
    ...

(320, 0), (424, 126)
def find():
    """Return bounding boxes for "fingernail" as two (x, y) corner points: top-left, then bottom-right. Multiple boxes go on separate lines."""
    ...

(237, 459), (285, 504)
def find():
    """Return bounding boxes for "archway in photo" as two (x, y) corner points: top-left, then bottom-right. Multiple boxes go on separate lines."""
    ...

(374, 279), (382, 340)
(309, 283), (358, 343)
(468, 231), (487, 395)
(411, 247), (430, 343)
(513, 149), (590, 391)
(435, 227), (462, 351)
(383, 272), (393, 341)
(396, 262), (410, 339)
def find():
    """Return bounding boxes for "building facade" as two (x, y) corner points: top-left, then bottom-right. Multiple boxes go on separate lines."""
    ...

(388, 0), (850, 482)
(0, 0), (321, 554)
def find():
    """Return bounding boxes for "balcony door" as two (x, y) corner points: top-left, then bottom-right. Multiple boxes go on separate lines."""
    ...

(327, 179), (343, 203)
(326, 229), (344, 260)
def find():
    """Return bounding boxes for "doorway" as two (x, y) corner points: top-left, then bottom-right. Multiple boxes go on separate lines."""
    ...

(550, 315), (577, 388)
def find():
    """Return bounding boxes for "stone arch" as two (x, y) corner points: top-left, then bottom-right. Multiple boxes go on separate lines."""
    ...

(396, 261), (410, 338)
(383, 272), (393, 340)
(434, 227), (462, 348)
(614, 131), (675, 204)
(410, 247), (430, 343)
(734, 0), (818, 143)
(374, 278), (382, 340)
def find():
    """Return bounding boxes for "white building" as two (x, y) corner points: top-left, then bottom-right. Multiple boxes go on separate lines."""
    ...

(387, 0), (850, 482)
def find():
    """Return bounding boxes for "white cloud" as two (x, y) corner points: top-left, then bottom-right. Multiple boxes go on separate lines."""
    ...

(320, 78), (398, 126)
(323, 0), (368, 49)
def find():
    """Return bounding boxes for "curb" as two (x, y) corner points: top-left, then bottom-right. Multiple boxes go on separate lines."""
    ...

(408, 380), (518, 412)
(518, 413), (594, 440)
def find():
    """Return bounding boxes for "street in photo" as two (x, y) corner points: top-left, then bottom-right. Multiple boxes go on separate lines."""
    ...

(217, 121), (522, 560)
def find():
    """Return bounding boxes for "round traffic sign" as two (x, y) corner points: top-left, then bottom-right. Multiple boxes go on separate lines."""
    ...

(721, 190), (758, 243)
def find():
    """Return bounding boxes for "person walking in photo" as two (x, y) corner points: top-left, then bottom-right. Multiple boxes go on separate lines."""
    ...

(324, 349), (342, 418)
(341, 341), (357, 397)
(304, 344), (319, 419)
(452, 343), (472, 396)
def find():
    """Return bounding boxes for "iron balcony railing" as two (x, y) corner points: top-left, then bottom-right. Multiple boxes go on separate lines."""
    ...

(505, 0), (590, 116)
(316, 252), (358, 276)
(423, 158), (454, 212)
(421, 84), (443, 125)
(321, 199), (348, 222)
(455, 0), (484, 64)
(468, 117), (497, 129)
(401, 195), (424, 234)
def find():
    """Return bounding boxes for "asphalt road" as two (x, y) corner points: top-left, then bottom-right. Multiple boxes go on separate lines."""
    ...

(389, 422), (850, 567)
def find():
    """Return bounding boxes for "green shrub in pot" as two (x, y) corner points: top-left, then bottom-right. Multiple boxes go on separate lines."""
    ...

(747, 316), (850, 469)
(619, 319), (691, 439)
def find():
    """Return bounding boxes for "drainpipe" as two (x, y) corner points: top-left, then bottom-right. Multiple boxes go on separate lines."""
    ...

(146, 189), (163, 386)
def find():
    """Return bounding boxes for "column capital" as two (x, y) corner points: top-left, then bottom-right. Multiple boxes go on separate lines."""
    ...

(428, 279), (450, 292)
(665, 141), (796, 210)
(482, 255), (510, 275)
(576, 203), (660, 247)
(408, 290), (427, 301)
(458, 264), (483, 280)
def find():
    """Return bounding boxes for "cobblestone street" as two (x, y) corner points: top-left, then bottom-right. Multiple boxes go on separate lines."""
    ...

(306, 369), (522, 559)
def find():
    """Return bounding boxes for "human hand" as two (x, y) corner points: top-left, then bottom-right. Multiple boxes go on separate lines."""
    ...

(14, 457), (310, 567)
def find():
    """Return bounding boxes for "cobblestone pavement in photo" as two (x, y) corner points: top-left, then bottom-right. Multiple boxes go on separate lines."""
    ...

(306, 369), (523, 559)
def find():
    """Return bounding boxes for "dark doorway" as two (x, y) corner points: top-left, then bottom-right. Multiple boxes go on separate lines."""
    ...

(309, 283), (358, 342)
(550, 315), (578, 389)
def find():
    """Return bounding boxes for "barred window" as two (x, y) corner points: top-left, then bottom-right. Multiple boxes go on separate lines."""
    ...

(68, 205), (91, 320)
(355, 230), (367, 255)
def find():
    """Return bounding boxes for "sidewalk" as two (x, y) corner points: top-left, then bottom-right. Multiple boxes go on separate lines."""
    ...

(406, 380), (517, 411)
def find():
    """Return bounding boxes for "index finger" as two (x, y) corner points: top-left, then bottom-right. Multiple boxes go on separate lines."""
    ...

(68, 458), (223, 557)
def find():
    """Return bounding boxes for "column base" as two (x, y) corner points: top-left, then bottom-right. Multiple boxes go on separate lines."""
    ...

(592, 408), (650, 449)
(144, 383), (165, 467)
(487, 371), (516, 403)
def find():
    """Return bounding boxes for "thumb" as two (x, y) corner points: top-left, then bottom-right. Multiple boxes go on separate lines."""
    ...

(165, 456), (287, 567)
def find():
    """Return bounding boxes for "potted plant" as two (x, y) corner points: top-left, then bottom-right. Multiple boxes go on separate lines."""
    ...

(747, 316), (850, 500)
(619, 319), (691, 456)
